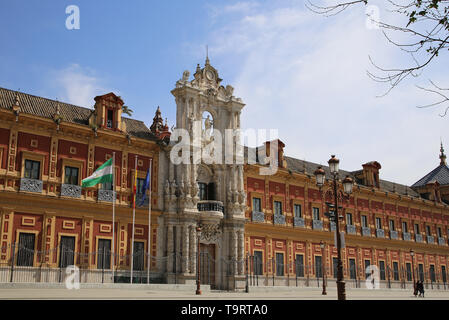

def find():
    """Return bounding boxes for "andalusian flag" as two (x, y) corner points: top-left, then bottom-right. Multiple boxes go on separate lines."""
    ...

(81, 158), (113, 188)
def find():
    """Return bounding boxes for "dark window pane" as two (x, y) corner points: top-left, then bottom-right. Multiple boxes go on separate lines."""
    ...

(406, 263), (412, 281)
(137, 178), (145, 195)
(313, 208), (320, 220)
(349, 259), (356, 280)
(442, 266), (447, 283)
(254, 251), (263, 275)
(362, 216), (368, 228)
(253, 198), (261, 212)
(274, 201), (282, 215)
(59, 236), (75, 268)
(393, 262), (399, 281)
(315, 256), (322, 278)
(295, 255), (304, 277)
(198, 183), (207, 201)
(97, 239), (111, 270)
(379, 261), (386, 280)
(430, 265), (436, 282)
(294, 204), (302, 218)
(133, 241), (145, 271)
(25, 160), (40, 180)
(364, 260), (371, 279)
(17, 233), (35, 267)
(418, 264), (424, 281)
(276, 253), (284, 276)
(107, 110), (113, 128)
(65, 166), (79, 185)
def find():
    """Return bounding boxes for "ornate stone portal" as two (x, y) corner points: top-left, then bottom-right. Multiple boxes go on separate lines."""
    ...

(158, 58), (246, 289)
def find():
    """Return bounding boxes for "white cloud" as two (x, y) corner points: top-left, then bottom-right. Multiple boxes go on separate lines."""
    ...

(51, 64), (115, 108)
(205, 1), (449, 186)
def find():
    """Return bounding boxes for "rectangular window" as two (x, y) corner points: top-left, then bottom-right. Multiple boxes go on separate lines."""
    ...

(375, 217), (382, 230)
(254, 251), (263, 275)
(349, 259), (356, 280)
(379, 261), (386, 280)
(17, 233), (35, 267)
(97, 239), (111, 270)
(418, 264), (424, 282)
(442, 266), (447, 283)
(133, 241), (145, 271)
(24, 159), (40, 180)
(295, 254), (304, 277)
(389, 220), (395, 231)
(438, 227), (442, 238)
(406, 263), (412, 281)
(198, 182), (207, 201)
(64, 166), (79, 185)
(364, 260), (371, 279)
(402, 221), (408, 233)
(252, 197), (262, 212)
(346, 213), (353, 226)
(430, 265), (436, 282)
(313, 207), (320, 220)
(274, 201), (282, 215)
(361, 215), (368, 228)
(315, 256), (323, 278)
(59, 236), (75, 268)
(276, 253), (284, 276)
(333, 257), (338, 279)
(294, 204), (302, 218)
(414, 224), (420, 234)
(393, 262), (399, 281)
(107, 109), (113, 128)
(426, 225), (432, 236)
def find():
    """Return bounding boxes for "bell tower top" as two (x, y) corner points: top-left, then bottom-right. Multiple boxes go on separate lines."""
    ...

(192, 57), (223, 89)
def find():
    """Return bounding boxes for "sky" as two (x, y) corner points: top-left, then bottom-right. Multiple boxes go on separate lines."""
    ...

(0, 0), (448, 186)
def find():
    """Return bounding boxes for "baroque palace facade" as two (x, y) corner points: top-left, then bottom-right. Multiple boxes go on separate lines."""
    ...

(0, 59), (449, 290)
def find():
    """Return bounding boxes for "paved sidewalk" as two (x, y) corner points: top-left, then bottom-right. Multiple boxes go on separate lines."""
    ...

(0, 285), (448, 300)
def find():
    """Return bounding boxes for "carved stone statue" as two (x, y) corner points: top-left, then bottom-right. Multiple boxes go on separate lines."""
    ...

(225, 85), (234, 97)
(182, 70), (190, 82)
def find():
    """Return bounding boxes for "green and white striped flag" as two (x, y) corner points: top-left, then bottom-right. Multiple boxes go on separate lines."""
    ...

(82, 158), (113, 188)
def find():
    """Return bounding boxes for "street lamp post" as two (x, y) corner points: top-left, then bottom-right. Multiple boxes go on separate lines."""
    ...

(410, 249), (416, 293)
(320, 240), (327, 295)
(314, 155), (353, 301)
(196, 226), (202, 295)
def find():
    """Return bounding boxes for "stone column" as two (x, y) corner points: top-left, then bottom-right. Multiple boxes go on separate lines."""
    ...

(167, 225), (174, 273)
(182, 225), (190, 273)
(175, 225), (181, 273)
(230, 230), (238, 274)
(189, 225), (195, 274)
(237, 230), (244, 275)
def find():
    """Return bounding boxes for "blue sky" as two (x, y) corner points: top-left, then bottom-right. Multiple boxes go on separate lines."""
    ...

(1, 0), (448, 185)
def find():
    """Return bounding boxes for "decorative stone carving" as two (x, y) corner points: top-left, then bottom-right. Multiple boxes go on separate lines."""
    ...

(182, 70), (190, 82)
(199, 223), (222, 243)
(61, 184), (82, 198)
(252, 211), (265, 223)
(225, 85), (234, 97)
(20, 178), (43, 193)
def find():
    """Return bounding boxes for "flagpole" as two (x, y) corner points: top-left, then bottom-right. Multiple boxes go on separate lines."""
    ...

(130, 155), (137, 284)
(147, 158), (152, 284)
(112, 152), (116, 283)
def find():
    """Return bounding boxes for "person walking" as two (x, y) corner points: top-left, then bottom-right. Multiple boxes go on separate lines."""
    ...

(417, 280), (425, 297)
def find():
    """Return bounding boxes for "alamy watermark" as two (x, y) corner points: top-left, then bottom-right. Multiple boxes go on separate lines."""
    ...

(170, 124), (280, 175)
(65, 265), (80, 290)
(66, 5), (80, 30)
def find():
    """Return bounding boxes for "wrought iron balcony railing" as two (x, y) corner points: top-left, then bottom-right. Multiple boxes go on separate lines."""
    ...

(346, 225), (356, 235)
(293, 217), (305, 228)
(403, 232), (411, 241)
(312, 220), (323, 230)
(415, 234), (423, 243)
(362, 227), (371, 237)
(273, 214), (286, 225)
(61, 184), (82, 198)
(427, 235), (435, 244)
(330, 221), (336, 232)
(197, 200), (224, 213)
(20, 178), (43, 193)
(438, 237), (446, 246)
(98, 190), (115, 202)
(135, 194), (149, 207)
(376, 229), (385, 238)
(252, 211), (265, 223)
(390, 230), (398, 240)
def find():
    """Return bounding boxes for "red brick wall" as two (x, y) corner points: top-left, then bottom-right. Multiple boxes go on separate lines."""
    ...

(57, 139), (88, 178)
(0, 128), (9, 169)
(16, 132), (51, 175)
